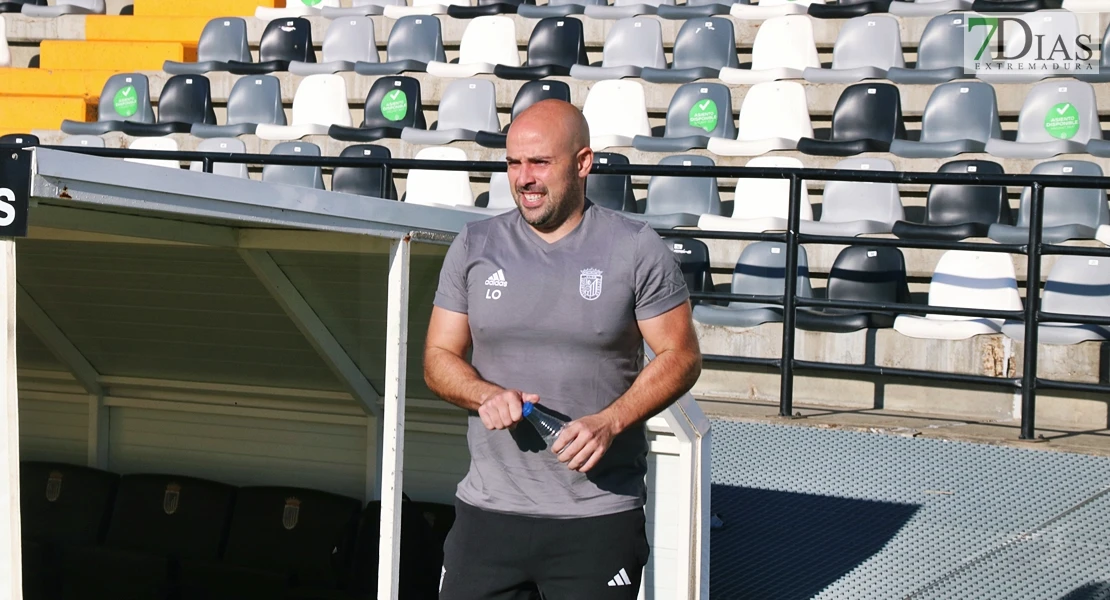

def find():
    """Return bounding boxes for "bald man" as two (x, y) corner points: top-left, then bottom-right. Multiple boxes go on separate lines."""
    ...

(424, 100), (702, 600)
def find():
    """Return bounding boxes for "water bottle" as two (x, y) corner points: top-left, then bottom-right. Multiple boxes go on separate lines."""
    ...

(521, 401), (567, 448)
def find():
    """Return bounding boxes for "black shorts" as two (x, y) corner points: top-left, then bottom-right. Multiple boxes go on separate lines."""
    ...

(439, 499), (650, 600)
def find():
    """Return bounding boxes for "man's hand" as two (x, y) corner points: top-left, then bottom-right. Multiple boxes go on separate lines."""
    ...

(552, 413), (619, 473)
(478, 390), (540, 431)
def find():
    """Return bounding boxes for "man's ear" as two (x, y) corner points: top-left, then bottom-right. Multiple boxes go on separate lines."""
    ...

(576, 146), (594, 179)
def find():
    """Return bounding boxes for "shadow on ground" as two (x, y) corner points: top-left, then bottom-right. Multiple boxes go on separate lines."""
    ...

(709, 485), (920, 600)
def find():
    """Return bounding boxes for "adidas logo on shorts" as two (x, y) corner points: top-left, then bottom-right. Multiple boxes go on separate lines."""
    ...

(484, 269), (508, 287)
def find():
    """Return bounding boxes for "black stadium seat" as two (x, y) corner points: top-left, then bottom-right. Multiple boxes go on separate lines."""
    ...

(329, 76), (426, 142)
(660, 237), (712, 304)
(227, 18), (315, 74)
(796, 83), (906, 156)
(0, 133), (39, 146)
(892, 160), (1012, 241)
(0, 0), (43, 13)
(970, 0), (1060, 10)
(795, 245), (911, 333)
(475, 80), (572, 148)
(494, 17), (588, 80)
(808, 0), (892, 18)
(120, 74), (216, 136)
(586, 152), (637, 213)
(448, 0), (535, 18)
(332, 145), (398, 199)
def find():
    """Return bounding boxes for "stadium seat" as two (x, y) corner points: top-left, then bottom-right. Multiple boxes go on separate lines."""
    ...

(802, 15), (904, 84)
(332, 144), (398, 199)
(569, 17), (665, 81)
(384, 0), (469, 19)
(483, 173), (517, 212)
(262, 142), (325, 189)
(698, 156), (813, 232)
(191, 75), (285, 138)
(0, 0), (42, 13)
(189, 138), (249, 179)
(21, 0), (104, 16)
(120, 74), (216, 137)
(584, 0), (675, 18)
(256, 0), (341, 19)
(163, 17), (250, 75)
(640, 17), (739, 84)
(354, 15), (445, 76)
(718, 15), (818, 84)
(658, 0), (741, 18)
(178, 486), (361, 600)
(518, 0), (605, 17)
(707, 81), (812, 156)
(797, 83), (906, 156)
(61, 73), (154, 135)
(0, 16), (8, 67)
(475, 80), (572, 148)
(290, 16), (376, 75)
(256, 74), (351, 141)
(889, 82), (1001, 158)
(322, 0), (406, 16)
(58, 474), (236, 600)
(401, 78), (500, 145)
(426, 16), (520, 77)
(800, 157), (904, 236)
(885, 13), (976, 83)
(404, 146), (475, 208)
(632, 82), (735, 152)
(329, 76), (426, 142)
(894, 251), (1022, 340)
(888, 0), (970, 15)
(985, 81), (1100, 159)
(586, 152), (637, 212)
(632, 155), (721, 228)
(62, 135), (106, 148)
(494, 17), (588, 80)
(0, 133), (37, 146)
(449, 0), (535, 17)
(1001, 255), (1110, 345)
(691, 242), (814, 328)
(978, 11), (1080, 84)
(125, 137), (180, 169)
(1077, 23), (1110, 84)
(226, 18), (315, 75)
(808, 0), (892, 19)
(971, 0), (1062, 14)
(582, 80), (651, 149)
(988, 160), (1108, 245)
(892, 160), (1011, 241)
(730, 0), (812, 19)
(795, 246), (910, 333)
(660, 237), (712, 302)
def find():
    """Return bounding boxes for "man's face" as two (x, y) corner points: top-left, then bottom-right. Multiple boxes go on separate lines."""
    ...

(505, 126), (588, 232)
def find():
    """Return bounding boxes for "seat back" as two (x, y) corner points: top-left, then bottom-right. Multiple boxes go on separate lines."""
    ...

(582, 80), (651, 142)
(829, 83), (906, 144)
(825, 246), (910, 305)
(1100, 22), (1110, 69)
(735, 81), (812, 143)
(95, 73), (155, 124)
(104, 474), (236, 561)
(732, 156), (813, 221)
(226, 75), (286, 126)
(20, 462), (118, 546)
(263, 142), (325, 189)
(1014, 80), (1100, 145)
(1016, 160), (1109, 229)
(259, 17), (315, 63)
(587, 152), (636, 212)
(405, 146), (474, 207)
(999, 10), (1080, 69)
(830, 15), (904, 71)
(157, 74), (216, 125)
(671, 17), (738, 71)
(195, 17), (250, 63)
(601, 17), (666, 69)
(436, 78), (499, 132)
(915, 13), (976, 71)
(925, 160), (1010, 227)
(646, 155), (720, 216)
(290, 74), (352, 127)
(750, 16), (819, 71)
(0, 133), (37, 145)
(526, 17), (588, 69)
(927, 251), (1022, 317)
(189, 138), (248, 178)
(125, 137), (179, 168)
(386, 16), (446, 63)
(821, 158), (904, 225)
(1042, 255), (1110, 317)
(333, 144), (397, 199)
(659, 237), (711, 299)
(511, 80), (572, 120)
(362, 76), (426, 129)
(458, 16), (520, 66)
(321, 15), (377, 63)
(662, 83), (735, 140)
(221, 486), (361, 589)
(730, 242), (812, 306)
(487, 173), (516, 210)
(918, 81), (1001, 145)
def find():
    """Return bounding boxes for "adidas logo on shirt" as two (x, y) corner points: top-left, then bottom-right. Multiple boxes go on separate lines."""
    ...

(607, 568), (632, 587)
(484, 269), (508, 287)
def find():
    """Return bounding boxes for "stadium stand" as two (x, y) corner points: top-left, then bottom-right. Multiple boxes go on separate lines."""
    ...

(691, 242), (814, 328)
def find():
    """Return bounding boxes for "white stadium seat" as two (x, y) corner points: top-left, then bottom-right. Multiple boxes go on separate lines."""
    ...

(404, 146), (475, 208)
(385, 0), (470, 19)
(255, 74), (352, 141)
(718, 16), (818, 84)
(125, 137), (180, 169)
(256, 0), (341, 19)
(582, 80), (652, 150)
(730, 0), (813, 20)
(707, 81), (812, 156)
(426, 16), (520, 78)
(698, 156), (813, 233)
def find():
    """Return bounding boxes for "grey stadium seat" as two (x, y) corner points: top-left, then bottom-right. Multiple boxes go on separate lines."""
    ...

(640, 17), (739, 84)
(657, 0), (742, 18)
(163, 17), (250, 75)
(586, 152), (637, 213)
(355, 15), (445, 76)
(889, 82), (1001, 158)
(803, 15), (904, 84)
(62, 135), (105, 148)
(800, 157), (904, 236)
(1077, 23), (1110, 84)
(885, 13), (976, 84)
(289, 16), (376, 75)
(321, 0), (406, 16)
(985, 81), (1101, 159)
(262, 142), (324, 190)
(1002, 255), (1110, 345)
(518, 0), (605, 17)
(60, 73), (155, 135)
(584, 0), (675, 19)
(632, 83), (735, 152)
(21, 0), (104, 16)
(493, 17), (588, 80)
(889, 0), (971, 15)
(189, 138), (248, 179)
(692, 242), (814, 328)
(191, 75), (285, 138)
(629, 155), (721, 228)
(401, 78), (499, 145)
(988, 160), (1109, 245)
(569, 17), (666, 81)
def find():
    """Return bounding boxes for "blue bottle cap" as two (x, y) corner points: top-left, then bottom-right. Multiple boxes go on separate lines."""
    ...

(521, 401), (534, 417)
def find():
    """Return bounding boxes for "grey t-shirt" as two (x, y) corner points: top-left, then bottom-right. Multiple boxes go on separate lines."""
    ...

(432, 202), (690, 518)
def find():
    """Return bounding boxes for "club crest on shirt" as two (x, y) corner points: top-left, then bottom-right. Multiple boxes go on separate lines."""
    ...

(579, 268), (603, 301)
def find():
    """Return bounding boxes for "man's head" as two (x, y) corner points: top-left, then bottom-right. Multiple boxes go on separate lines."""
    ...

(505, 100), (593, 233)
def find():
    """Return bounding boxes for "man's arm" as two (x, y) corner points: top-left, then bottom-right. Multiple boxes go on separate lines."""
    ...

(552, 300), (702, 472)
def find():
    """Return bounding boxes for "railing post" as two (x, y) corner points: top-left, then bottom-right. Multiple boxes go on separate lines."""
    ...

(779, 174), (802, 417)
(1020, 182), (1045, 440)
(202, 157), (213, 174)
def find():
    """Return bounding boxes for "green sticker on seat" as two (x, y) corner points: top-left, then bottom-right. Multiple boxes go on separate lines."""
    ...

(1044, 102), (1080, 140)
(381, 89), (408, 122)
(302, 0), (323, 5)
(113, 85), (138, 118)
(688, 98), (718, 133)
